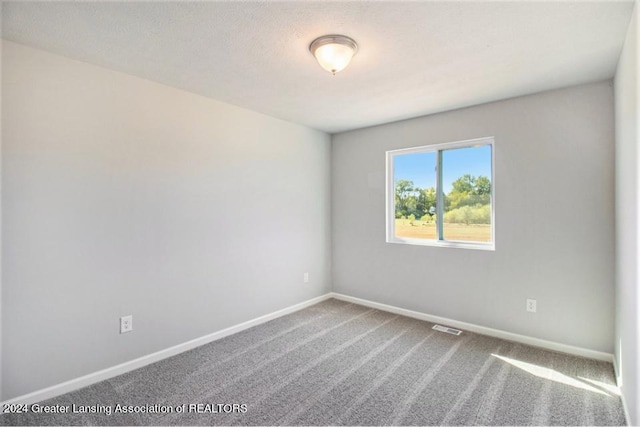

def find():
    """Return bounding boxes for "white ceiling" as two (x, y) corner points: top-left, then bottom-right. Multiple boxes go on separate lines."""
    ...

(2, 1), (635, 134)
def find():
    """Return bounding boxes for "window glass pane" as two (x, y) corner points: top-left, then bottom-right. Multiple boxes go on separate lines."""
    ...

(393, 152), (437, 240)
(442, 145), (492, 242)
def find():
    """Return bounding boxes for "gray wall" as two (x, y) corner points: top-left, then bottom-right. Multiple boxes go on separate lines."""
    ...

(1, 41), (331, 400)
(332, 82), (615, 353)
(614, 4), (639, 425)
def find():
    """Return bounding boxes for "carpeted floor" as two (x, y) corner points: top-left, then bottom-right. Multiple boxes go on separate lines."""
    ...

(1, 299), (626, 426)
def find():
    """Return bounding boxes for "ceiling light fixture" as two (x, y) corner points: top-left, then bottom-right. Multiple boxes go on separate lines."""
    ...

(309, 35), (358, 75)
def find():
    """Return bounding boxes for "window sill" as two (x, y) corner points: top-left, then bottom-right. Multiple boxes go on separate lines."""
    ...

(387, 237), (495, 251)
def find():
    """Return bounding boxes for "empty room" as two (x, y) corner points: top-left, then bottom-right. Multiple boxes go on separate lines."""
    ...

(1, 1), (639, 426)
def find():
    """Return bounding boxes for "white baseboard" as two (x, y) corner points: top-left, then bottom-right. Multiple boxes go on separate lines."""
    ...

(3, 292), (616, 408)
(329, 292), (614, 363)
(612, 357), (632, 425)
(1, 293), (333, 406)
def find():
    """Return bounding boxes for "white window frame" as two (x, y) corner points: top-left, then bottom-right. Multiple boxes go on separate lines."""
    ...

(386, 136), (495, 251)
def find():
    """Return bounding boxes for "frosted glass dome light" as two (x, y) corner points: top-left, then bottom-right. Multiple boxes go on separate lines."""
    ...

(309, 35), (358, 75)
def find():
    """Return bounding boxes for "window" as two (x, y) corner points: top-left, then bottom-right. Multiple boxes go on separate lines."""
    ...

(386, 137), (494, 250)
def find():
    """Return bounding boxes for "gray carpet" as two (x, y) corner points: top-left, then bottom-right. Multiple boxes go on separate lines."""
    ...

(1, 299), (626, 426)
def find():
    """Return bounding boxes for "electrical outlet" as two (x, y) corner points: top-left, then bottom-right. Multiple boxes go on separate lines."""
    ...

(526, 299), (537, 313)
(303, 272), (309, 283)
(120, 315), (133, 334)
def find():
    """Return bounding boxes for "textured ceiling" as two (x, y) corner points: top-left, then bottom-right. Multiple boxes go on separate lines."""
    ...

(1, 1), (635, 134)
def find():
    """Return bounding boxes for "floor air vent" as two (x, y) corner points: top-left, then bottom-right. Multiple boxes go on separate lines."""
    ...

(432, 324), (463, 336)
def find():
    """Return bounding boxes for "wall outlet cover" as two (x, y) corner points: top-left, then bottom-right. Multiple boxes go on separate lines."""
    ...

(120, 315), (133, 334)
(526, 299), (537, 313)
